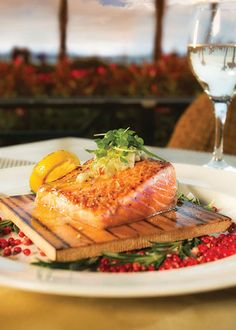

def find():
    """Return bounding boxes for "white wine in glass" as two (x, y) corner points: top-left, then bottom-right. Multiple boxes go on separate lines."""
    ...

(188, 3), (236, 171)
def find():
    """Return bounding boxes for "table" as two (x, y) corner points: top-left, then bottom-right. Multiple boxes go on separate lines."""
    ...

(0, 137), (236, 330)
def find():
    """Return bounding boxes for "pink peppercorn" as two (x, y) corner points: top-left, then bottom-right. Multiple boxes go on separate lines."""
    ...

(13, 239), (21, 246)
(8, 237), (15, 246)
(201, 236), (212, 244)
(148, 265), (155, 271)
(23, 248), (31, 256)
(183, 257), (199, 267)
(23, 237), (32, 246)
(198, 244), (208, 253)
(98, 233), (236, 272)
(13, 246), (22, 254)
(3, 226), (12, 235)
(3, 247), (11, 256)
(0, 238), (9, 249)
(18, 231), (25, 238)
(132, 262), (141, 272)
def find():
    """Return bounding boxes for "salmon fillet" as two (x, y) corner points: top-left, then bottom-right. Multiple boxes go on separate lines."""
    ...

(35, 159), (177, 229)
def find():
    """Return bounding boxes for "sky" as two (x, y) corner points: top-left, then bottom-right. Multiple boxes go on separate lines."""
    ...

(0, 0), (229, 58)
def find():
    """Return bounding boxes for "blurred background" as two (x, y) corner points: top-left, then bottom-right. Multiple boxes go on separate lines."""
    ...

(0, 0), (203, 146)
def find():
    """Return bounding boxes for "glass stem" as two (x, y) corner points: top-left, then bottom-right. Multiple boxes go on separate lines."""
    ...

(211, 100), (228, 162)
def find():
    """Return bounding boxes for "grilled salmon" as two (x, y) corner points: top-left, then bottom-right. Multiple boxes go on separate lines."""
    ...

(35, 159), (177, 229)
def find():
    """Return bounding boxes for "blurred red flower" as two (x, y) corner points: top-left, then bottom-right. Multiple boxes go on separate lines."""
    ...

(71, 69), (87, 79)
(97, 66), (106, 75)
(0, 55), (200, 98)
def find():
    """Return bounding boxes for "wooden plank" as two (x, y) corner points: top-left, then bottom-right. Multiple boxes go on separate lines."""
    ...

(20, 194), (35, 204)
(33, 206), (93, 248)
(108, 225), (139, 239)
(2, 197), (69, 249)
(70, 220), (116, 243)
(129, 220), (162, 235)
(177, 201), (225, 221)
(0, 195), (233, 262)
(56, 217), (232, 262)
(163, 210), (205, 227)
(147, 214), (177, 231)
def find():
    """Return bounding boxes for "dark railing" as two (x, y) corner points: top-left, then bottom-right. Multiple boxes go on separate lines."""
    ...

(0, 97), (194, 107)
(0, 97), (194, 146)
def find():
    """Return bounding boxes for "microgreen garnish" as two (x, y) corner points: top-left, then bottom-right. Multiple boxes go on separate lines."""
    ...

(178, 193), (216, 211)
(178, 193), (201, 205)
(86, 128), (166, 162)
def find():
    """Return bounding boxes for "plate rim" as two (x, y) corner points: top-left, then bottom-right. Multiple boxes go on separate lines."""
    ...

(1, 254), (236, 297)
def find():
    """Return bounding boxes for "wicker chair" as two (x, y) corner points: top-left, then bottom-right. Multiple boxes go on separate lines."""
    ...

(167, 93), (236, 155)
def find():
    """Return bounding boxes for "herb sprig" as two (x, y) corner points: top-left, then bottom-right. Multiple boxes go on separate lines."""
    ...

(32, 257), (99, 271)
(32, 238), (201, 271)
(86, 128), (166, 162)
(103, 238), (201, 267)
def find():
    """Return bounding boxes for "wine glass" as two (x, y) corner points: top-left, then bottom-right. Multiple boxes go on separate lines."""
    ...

(188, 2), (236, 171)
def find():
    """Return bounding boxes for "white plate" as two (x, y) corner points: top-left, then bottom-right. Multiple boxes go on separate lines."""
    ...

(0, 164), (236, 297)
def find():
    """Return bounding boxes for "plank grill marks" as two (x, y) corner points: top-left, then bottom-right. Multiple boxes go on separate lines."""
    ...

(68, 220), (115, 243)
(2, 195), (92, 249)
(31, 206), (93, 248)
(0, 195), (68, 250)
(108, 225), (139, 239)
(164, 210), (204, 227)
(0, 195), (232, 262)
(20, 196), (93, 247)
(129, 220), (163, 235)
(147, 214), (178, 231)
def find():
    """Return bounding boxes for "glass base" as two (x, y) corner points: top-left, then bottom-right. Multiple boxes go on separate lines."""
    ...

(204, 158), (236, 172)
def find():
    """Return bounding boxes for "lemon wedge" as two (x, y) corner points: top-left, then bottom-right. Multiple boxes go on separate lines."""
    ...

(29, 150), (80, 193)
